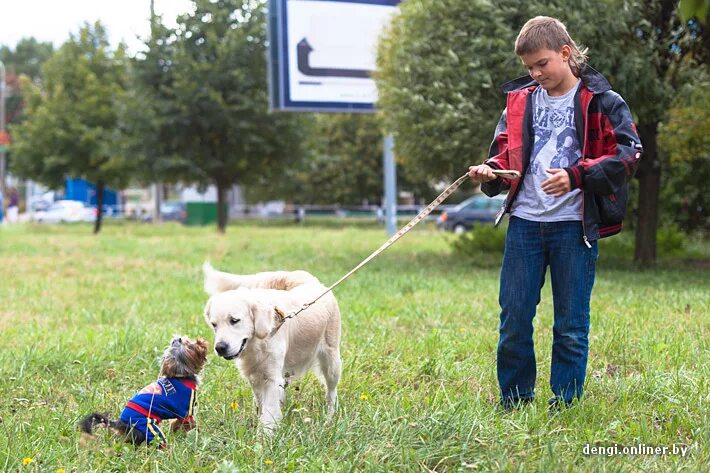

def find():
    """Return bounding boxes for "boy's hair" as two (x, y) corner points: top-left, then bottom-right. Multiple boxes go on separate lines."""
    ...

(515, 16), (588, 76)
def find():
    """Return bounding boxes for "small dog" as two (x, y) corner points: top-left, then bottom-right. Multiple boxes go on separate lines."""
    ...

(79, 336), (209, 448)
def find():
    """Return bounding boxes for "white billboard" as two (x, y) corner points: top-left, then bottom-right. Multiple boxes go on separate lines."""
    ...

(268, 0), (400, 112)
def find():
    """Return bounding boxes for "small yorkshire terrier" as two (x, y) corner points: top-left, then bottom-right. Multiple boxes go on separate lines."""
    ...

(79, 336), (209, 448)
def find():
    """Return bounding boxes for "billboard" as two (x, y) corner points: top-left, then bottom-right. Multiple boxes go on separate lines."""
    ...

(268, 0), (400, 112)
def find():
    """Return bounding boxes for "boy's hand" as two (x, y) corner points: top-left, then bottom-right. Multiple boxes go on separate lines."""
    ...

(468, 165), (497, 183)
(542, 169), (571, 197)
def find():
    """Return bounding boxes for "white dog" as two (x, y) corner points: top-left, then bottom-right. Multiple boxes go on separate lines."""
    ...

(202, 263), (341, 431)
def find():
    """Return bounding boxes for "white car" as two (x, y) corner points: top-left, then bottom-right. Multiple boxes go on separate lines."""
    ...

(32, 200), (96, 223)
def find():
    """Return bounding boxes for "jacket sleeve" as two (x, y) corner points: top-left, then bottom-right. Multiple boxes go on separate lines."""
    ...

(564, 91), (642, 195)
(481, 108), (513, 197)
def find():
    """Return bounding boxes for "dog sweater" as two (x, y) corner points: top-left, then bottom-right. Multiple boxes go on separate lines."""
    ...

(119, 377), (197, 446)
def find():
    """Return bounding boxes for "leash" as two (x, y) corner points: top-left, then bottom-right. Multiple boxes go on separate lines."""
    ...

(271, 169), (520, 334)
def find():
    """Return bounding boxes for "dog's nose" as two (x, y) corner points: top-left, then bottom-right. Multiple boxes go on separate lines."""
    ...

(215, 342), (229, 356)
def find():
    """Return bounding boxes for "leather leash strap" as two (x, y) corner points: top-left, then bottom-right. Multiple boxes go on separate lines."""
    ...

(271, 169), (520, 333)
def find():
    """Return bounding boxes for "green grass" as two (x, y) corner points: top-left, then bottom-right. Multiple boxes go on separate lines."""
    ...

(0, 221), (707, 472)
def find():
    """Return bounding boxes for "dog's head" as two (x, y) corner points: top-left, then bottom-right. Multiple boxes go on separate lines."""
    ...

(159, 335), (209, 378)
(203, 289), (277, 360)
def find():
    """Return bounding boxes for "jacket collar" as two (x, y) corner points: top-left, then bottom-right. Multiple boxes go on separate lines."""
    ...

(500, 64), (611, 94)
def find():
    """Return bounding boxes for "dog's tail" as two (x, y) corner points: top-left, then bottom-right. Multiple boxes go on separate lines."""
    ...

(79, 413), (113, 436)
(79, 413), (144, 446)
(203, 261), (319, 294)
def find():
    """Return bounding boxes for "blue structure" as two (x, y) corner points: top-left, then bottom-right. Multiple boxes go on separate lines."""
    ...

(64, 178), (118, 210)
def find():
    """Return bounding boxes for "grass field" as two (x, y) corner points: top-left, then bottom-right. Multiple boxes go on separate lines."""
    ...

(0, 221), (707, 472)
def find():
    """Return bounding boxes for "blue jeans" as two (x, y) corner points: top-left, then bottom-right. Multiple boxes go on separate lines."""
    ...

(497, 216), (598, 405)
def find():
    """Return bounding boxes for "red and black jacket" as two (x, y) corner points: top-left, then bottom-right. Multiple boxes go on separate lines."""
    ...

(481, 65), (642, 243)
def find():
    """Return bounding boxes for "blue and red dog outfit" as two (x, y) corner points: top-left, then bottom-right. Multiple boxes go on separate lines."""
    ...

(119, 377), (197, 447)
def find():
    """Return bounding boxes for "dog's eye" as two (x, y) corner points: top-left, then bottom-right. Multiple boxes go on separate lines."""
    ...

(230, 317), (240, 325)
(211, 323), (217, 330)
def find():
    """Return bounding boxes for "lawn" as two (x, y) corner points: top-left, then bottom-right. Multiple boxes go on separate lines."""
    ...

(0, 222), (707, 472)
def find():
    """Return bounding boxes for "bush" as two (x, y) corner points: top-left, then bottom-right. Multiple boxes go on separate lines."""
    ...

(453, 223), (691, 269)
(656, 224), (687, 258)
(595, 225), (689, 266)
(449, 223), (506, 266)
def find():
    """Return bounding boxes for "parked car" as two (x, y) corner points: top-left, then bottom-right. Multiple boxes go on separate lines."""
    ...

(160, 201), (187, 223)
(438, 194), (507, 233)
(32, 200), (96, 223)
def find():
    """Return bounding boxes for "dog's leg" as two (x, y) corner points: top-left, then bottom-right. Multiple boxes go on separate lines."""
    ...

(318, 348), (341, 416)
(249, 379), (263, 417)
(259, 379), (285, 434)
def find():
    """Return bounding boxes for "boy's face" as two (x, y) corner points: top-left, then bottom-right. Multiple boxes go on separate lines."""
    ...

(520, 46), (577, 96)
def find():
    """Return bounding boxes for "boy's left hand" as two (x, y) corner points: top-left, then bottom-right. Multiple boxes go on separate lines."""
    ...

(542, 169), (571, 197)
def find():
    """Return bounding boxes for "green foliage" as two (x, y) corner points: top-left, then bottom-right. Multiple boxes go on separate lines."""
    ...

(679, 0), (710, 24)
(598, 227), (692, 265)
(166, 0), (306, 186)
(119, 12), (182, 184)
(374, 0), (658, 182)
(449, 223), (506, 266)
(245, 113), (384, 204)
(656, 224), (689, 256)
(9, 22), (130, 190)
(245, 113), (438, 205)
(122, 0), (308, 230)
(452, 223), (689, 267)
(376, 0), (519, 183)
(0, 37), (54, 79)
(0, 38), (54, 133)
(658, 78), (710, 231)
(658, 79), (710, 163)
(376, 0), (707, 265)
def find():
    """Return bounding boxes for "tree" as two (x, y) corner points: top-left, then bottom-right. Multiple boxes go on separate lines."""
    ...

(0, 38), (55, 126)
(9, 23), (130, 233)
(658, 77), (710, 231)
(119, 8), (185, 186)
(376, 0), (519, 184)
(0, 38), (54, 183)
(244, 112), (440, 206)
(377, 0), (707, 265)
(0, 38), (54, 80)
(605, 0), (707, 264)
(244, 114), (383, 205)
(146, 0), (306, 232)
(499, 0), (707, 264)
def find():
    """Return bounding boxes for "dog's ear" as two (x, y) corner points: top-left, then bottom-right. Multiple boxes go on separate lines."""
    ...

(203, 297), (213, 325)
(250, 302), (274, 339)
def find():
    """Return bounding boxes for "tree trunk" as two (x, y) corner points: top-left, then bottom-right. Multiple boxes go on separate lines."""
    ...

(216, 180), (227, 233)
(93, 179), (104, 234)
(634, 122), (661, 267)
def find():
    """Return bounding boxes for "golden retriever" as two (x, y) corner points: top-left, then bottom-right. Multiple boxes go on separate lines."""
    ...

(202, 263), (341, 431)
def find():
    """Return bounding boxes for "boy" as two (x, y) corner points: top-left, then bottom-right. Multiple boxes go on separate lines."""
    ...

(468, 16), (642, 409)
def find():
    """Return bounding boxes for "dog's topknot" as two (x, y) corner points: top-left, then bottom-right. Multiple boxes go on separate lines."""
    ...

(160, 336), (209, 378)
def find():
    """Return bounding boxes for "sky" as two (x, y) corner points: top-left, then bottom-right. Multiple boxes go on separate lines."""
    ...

(0, 0), (195, 54)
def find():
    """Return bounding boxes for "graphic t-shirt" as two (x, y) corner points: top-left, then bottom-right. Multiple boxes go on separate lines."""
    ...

(511, 80), (583, 221)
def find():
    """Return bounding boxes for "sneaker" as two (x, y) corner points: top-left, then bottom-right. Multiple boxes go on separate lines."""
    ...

(499, 397), (534, 412)
(547, 397), (574, 412)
